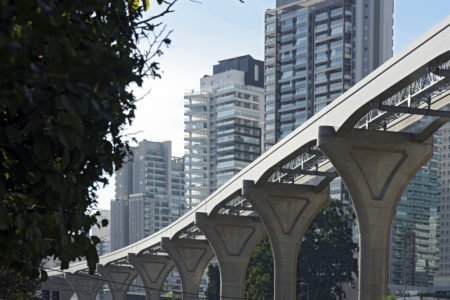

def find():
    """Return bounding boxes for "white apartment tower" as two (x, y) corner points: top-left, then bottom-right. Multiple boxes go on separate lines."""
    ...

(184, 55), (265, 207)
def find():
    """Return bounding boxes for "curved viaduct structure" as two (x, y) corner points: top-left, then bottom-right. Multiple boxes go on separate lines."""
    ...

(44, 17), (450, 300)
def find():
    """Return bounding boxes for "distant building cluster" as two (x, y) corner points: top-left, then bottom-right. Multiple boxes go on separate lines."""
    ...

(99, 0), (450, 297)
(111, 140), (185, 250)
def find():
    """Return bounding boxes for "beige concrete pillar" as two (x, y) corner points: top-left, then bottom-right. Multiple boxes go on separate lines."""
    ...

(161, 238), (214, 300)
(65, 273), (102, 300)
(195, 213), (266, 299)
(243, 181), (330, 300)
(41, 277), (74, 300)
(97, 264), (137, 300)
(318, 127), (433, 300)
(128, 253), (175, 300)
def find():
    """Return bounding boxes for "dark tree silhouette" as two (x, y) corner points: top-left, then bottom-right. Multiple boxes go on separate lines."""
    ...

(0, 0), (176, 279)
(205, 263), (220, 300)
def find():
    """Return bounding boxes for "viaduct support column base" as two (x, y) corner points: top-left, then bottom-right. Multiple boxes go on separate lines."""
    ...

(318, 127), (433, 300)
(128, 253), (175, 300)
(244, 182), (330, 300)
(195, 213), (265, 299)
(65, 273), (102, 300)
(161, 238), (214, 300)
(97, 264), (137, 300)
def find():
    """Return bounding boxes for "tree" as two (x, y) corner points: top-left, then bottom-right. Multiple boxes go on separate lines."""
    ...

(0, 0), (175, 279)
(0, 268), (41, 299)
(383, 294), (398, 300)
(297, 200), (358, 300)
(244, 200), (358, 300)
(205, 263), (220, 300)
(244, 237), (274, 300)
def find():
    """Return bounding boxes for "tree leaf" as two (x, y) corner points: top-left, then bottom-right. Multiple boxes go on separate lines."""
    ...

(6, 126), (23, 144)
(143, 0), (150, 11)
(91, 235), (101, 245)
(33, 137), (51, 161)
(101, 219), (108, 227)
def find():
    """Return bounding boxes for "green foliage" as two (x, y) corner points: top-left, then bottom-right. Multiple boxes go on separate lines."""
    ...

(383, 294), (397, 300)
(298, 200), (358, 300)
(244, 200), (358, 300)
(245, 237), (274, 300)
(0, 0), (173, 278)
(0, 268), (41, 299)
(205, 263), (220, 300)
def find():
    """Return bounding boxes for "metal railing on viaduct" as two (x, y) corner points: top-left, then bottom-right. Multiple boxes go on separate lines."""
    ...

(43, 16), (450, 300)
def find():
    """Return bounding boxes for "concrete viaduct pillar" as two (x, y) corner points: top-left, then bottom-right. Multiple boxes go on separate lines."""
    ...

(41, 277), (74, 300)
(195, 213), (266, 299)
(65, 273), (102, 300)
(161, 238), (214, 300)
(244, 181), (330, 300)
(318, 127), (433, 300)
(128, 253), (175, 300)
(97, 264), (137, 300)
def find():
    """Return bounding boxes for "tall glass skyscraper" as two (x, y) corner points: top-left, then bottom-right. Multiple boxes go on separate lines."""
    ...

(390, 157), (440, 287)
(264, 0), (394, 205)
(184, 55), (264, 208)
(263, 0), (393, 149)
(434, 124), (450, 287)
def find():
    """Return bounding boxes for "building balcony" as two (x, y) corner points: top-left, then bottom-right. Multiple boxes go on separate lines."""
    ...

(281, 34), (295, 43)
(280, 85), (294, 93)
(315, 13), (328, 22)
(315, 24), (328, 33)
(184, 89), (208, 97)
(265, 14), (276, 23)
(265, 57), (276, 65)
(330, 8), (343, 18)
(281, 24), (294, 33)
(280, 55), (294, 63)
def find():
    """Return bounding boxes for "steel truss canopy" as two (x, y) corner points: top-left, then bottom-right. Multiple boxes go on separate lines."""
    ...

(49, 16), (450, 276)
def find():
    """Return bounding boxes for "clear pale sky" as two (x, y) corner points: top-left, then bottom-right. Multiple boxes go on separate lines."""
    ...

(96, 0), (450, 210)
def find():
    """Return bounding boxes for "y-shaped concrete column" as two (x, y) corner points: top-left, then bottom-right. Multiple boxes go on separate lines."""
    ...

(128, 253), (175, 300)
(243, 181), (330, 300)
(97, 264), (137, 300)
(41, 277), (74, 300)
(65, 273), (103, 300)
(161, 238), (214, 300)
(318, 127), (433, 300)
(195, 213), (266, 299)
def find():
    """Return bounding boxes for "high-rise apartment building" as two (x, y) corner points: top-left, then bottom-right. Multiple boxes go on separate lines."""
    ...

(434, 124), (450, 286)
(110, 199), (129, 251)
(390, 157), (440, 287)
(184, 55), (264, 207)
(263, 0), (394, 204)
(111, 140), (186, 250)
(263, 0), (393, 149)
